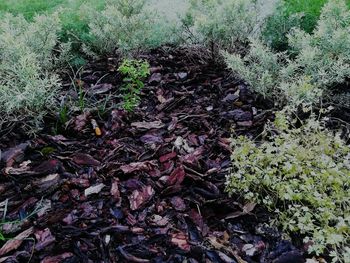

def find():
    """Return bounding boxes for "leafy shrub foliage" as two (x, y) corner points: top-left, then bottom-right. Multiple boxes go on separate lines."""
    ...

(84, 0), (177, 56)
(263, 3), (303, 51)
(227, 112), (350, 262)
(287, 0), (350, 87)
(184, 0), (278, 53)
(0, 13), (67, 133)
(225, 0), (350, 108)
(224, 39), (286, 101)
(263, 0), (350, 50)
(118, 59), (150, 112)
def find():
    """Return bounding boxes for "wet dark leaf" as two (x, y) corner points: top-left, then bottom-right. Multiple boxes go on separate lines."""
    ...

(129, 186), (155, 210)
(167, 166), (185, 185)
(72, 153), (100, 166)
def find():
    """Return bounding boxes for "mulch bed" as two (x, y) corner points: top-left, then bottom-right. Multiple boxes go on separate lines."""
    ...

(0, 47), (305, 263)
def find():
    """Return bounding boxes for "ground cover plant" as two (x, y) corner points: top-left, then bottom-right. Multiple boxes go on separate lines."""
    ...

(118, 59), (150, 112)
(227, 112), (350, 262)
(0, 0), (350, 262)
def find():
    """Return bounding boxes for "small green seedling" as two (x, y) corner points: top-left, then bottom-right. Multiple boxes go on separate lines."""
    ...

(118, 59), (150, 112)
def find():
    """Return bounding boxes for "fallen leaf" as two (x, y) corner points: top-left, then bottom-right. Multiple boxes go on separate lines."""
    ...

(70, 178), (90, 188)
(40, 252), (74, 263)
(88, 83), (113, 95)
(225, 202), (256, 220)
(243, 202), (256, 214)
(111, 180), (121, 206)
(33, 159), (62, 174)
(35, 228), (55, 251)
(149, 215), (169, 226)
(71, 111), (90, 132)
(131, 120), (164, 130)
(4, 160), (33, 175)
(180, 147), (205, 166)
(159, 152), (177, 163)
(1, 142), (29, 167)
(222, 93), (239, 103)
(129, 186), (155, 210)
(242, 244), (257, 257)
(170, 196), (186, 211)
(118, 246), (150, 263)
(120, 161), (156, 174)
(0, 227), (34, 256)
(237, 120), (253, 127)
(33, 174), (61, 193)
(177, 72), (188, 80)
(72, 153), (100, 166)
(140, 134), (163, 144)
(171, 232), (190, 251)
(84, 183), (105, 197)
(174, 136), (194, 153)
(167, 166), (185, 185)
(148, 73), (162, 85)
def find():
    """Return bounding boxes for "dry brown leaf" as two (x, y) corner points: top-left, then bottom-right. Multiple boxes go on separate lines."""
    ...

(0, 227), (34, 256)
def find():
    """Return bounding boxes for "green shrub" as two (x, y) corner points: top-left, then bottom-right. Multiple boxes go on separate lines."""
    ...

(224, 39), (286, 101)
(84, 0), (177, 56)
(118, 59), (150, 112)
(227, 112), (350, 262)
(263, 3), (303, 51)
(0, 13), (67, 134)
(225, 0), (350, 108)
(263, 0), (350, 50)
(286, 0), (350, 87)
(184, 0), (278, 53)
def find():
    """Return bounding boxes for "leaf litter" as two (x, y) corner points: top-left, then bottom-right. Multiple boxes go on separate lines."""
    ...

(0, 47), (305, 262)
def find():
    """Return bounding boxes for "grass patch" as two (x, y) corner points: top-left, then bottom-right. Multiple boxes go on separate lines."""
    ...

(0, 0), (66, 19)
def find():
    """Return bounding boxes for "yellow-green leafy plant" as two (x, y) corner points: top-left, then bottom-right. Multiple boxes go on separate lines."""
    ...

(225, 0), (350, 108)
(83, 0), (177, 56)
(118, 59), (150, 112)
(227, 112), (350, 262)
(184, 0), (279, 54)
(0, 13), (69, 134)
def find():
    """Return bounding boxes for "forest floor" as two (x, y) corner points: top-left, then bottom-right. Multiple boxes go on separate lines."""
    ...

(0, 47), (308, 263)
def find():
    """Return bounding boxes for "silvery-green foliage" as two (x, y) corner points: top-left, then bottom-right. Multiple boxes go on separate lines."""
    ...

(286, 0), (350, 87)
(227, 112), (350, 262)
(84, 0), (178, 56)
(186, 0), (279, 52)
(224, 39), (285, 99)
(225, 0), (350, 108)
(0, 13), (65, 134)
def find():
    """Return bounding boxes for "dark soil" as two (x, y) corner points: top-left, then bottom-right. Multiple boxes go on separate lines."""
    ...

(0, 48), (305, 263)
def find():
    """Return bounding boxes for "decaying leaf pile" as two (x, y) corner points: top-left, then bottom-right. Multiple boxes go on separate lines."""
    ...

(0, 48), (306, 262)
